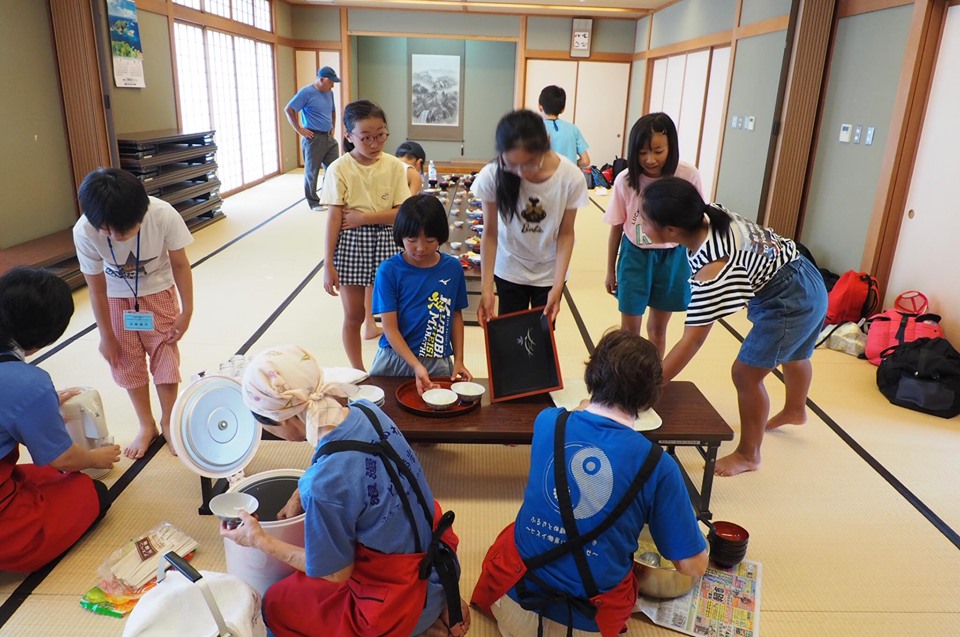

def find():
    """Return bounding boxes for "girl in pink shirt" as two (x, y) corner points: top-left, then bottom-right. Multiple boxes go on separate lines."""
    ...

(603, 113), (704, 355)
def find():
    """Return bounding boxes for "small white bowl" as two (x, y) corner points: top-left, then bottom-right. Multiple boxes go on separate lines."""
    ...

(422, 388), (458, 411)
(454, 220), (465, 228)
(451, 381), (485, 404)
(210, 492), (259, 529)
(449, 241), (462, 250)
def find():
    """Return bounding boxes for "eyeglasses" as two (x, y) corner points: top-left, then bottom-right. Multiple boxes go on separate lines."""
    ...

(251, 411), (280, 426)
(353, 131), (390, 145)
(499, 154), (544, 174)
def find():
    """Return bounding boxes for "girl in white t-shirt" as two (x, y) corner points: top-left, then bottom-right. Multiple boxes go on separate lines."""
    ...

(603, 113), (703, 356)
(321, 100), (410, 370)
(472, 110), (588, 323)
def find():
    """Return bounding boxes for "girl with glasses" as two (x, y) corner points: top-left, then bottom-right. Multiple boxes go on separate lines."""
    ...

(471, 109), (588, 324)
(320, 100), (411, 370)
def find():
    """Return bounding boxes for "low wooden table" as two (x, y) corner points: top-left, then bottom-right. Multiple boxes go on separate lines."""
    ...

(370, 376), (733, 520)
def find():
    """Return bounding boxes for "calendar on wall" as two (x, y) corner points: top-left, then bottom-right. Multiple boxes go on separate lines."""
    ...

(570, 18), (593, 58)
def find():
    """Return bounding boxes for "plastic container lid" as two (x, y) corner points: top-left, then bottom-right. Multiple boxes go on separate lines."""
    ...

(170, 375), (262, 479)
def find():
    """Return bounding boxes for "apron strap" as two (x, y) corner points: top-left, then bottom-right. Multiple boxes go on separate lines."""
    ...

(315, 437), (425, 554)
(550, 411), (599, 597)
(354, 404), (435, 528)
(0, 354), (20, 363)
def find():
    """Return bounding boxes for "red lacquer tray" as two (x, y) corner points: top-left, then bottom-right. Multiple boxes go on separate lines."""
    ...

(395, 379), (481, 418)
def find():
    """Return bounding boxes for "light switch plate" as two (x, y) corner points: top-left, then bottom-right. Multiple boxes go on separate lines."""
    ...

(745, 116), (756, 131)
(839, 124), (852, 143)
(865, 127), (876, 145)
(853, 125), (862, 144)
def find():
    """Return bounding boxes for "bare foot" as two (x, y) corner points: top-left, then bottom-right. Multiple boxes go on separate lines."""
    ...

(160, 423), (178, 456)
(124, 426), (159, 460)
(362, 322), (383, 340)
(765, 409), (807, 431)
(714, 451), (760, 477)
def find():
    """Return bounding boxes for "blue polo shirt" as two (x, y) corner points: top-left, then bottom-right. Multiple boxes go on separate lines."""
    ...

(0, 353), (74, 465)
(287, 85), (335, 132)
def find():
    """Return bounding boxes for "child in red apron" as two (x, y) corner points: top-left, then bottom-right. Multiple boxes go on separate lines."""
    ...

(472, 330), (708, 636)
(0, 268), (120, 572)
(222, 345), (470, 636)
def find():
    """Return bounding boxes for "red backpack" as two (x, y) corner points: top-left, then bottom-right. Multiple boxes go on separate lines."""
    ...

(824, 271), (879, 325)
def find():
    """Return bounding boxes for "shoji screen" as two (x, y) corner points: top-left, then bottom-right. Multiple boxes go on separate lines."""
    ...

(644, 47), (730, 200)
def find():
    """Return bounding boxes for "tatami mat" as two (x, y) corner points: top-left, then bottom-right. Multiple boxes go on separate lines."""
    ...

(3, 174), (959, 636)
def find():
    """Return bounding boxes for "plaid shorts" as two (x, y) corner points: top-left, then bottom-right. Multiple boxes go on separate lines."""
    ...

(107, 287), (182, 389)
(333, 225), (399, 286)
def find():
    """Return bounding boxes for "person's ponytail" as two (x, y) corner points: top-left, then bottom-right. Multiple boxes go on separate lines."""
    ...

(702, 202), (731, 235)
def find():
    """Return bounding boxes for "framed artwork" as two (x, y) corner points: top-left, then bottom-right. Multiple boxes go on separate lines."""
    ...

(483, 308), (563, 402)
(570, 18), (593, 59)
(409, 53), (464, 141)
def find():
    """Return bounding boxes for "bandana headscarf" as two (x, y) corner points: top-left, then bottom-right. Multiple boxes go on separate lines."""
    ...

(242, 345), (357, 446)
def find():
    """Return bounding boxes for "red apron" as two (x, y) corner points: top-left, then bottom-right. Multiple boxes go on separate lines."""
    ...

(470, 523), (638, 637)
(0, 446), (100, 572)
(264, 502), (459, 637)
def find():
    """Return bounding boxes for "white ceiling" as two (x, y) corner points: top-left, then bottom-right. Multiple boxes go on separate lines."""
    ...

(287, 0), (671, 19)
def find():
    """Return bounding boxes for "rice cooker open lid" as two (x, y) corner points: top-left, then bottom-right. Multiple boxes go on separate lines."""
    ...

(170, 375), (261, 479)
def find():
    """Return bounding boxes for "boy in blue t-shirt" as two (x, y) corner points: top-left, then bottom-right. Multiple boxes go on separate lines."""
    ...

(539, 85), (591, 167)
(370, 195), (472, 394)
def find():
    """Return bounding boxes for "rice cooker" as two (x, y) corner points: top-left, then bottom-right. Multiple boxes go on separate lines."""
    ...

(169, 375), (306, 597)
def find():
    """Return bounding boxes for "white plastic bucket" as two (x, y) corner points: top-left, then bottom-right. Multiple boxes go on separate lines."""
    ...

(224, 469), (305, 597)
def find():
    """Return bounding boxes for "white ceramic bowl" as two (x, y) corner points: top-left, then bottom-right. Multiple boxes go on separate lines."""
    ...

(422, 388), (458, 411)
(451, 381), (485, 404)
(210, 492), (259, 528)
(449, 241), (462, 250)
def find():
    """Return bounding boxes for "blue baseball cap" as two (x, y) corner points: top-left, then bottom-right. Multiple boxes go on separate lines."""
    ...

(317, 66), (341, 83)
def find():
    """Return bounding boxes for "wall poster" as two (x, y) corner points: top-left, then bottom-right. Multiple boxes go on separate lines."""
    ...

(107, 0), (146, 88)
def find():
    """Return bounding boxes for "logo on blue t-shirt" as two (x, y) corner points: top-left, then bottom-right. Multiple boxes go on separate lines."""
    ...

(543, 443), (614, 520)
(419, 291), (452, 358)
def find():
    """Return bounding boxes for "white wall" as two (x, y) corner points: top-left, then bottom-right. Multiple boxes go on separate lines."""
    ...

(885, 5), (960, 339)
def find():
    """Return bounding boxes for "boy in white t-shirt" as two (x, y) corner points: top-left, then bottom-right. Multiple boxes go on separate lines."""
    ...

(73, 168), (194, 459)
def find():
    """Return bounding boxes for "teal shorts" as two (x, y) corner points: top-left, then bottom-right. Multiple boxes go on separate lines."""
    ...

(616, 237), (691, 315)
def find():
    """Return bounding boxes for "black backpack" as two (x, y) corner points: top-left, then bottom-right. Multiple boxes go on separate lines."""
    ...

(876, 337), (960, 418)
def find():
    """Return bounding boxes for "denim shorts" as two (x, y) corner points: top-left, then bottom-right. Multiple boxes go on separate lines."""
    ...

(616, 238), (691, 315)
(738, 256), (828, 369)
(369, 347), (453, 377)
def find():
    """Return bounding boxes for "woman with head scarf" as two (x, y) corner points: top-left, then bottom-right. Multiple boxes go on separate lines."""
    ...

(220, 345), (470, 637)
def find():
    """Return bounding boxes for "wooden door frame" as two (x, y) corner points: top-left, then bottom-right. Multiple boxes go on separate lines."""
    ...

(862, 0), (948, 299)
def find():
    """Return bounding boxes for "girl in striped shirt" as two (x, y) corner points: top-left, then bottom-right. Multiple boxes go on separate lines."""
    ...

(640, 177), (827, 477)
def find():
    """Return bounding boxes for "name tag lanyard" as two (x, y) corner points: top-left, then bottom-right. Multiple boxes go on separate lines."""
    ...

(107, 231), (142, 310)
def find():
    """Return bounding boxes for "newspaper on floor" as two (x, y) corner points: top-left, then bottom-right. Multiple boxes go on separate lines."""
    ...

(635, 559), (762, 637)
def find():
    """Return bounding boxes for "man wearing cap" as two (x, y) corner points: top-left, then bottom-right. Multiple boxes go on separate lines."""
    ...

(285, 66), (341, 211)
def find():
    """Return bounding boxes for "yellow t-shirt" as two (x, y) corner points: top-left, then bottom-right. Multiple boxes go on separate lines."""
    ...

(319, 152), (410, 214)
